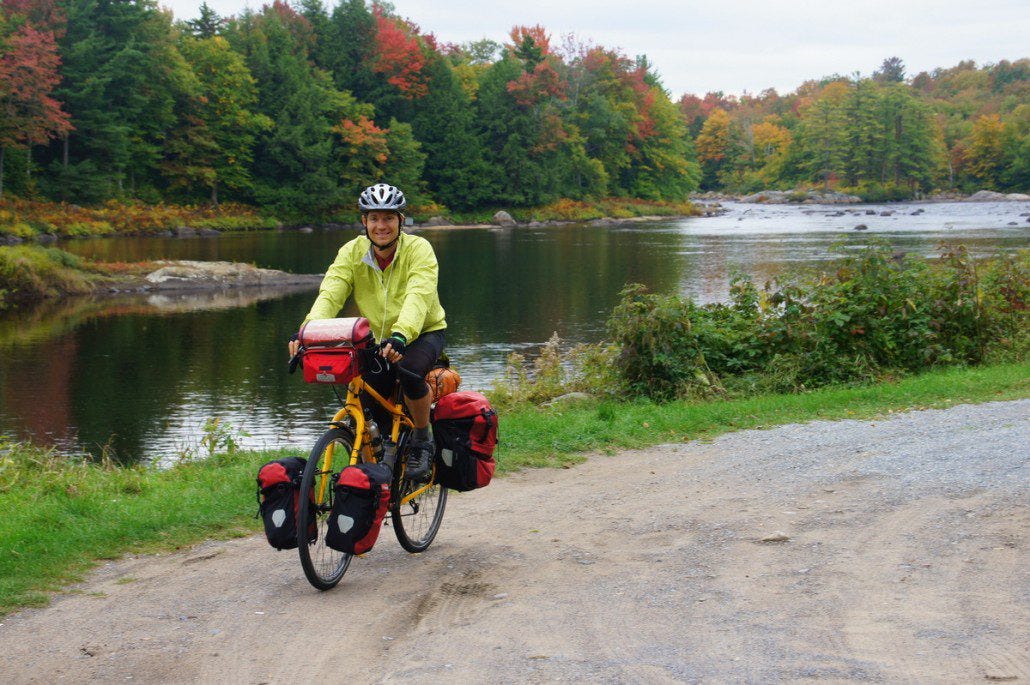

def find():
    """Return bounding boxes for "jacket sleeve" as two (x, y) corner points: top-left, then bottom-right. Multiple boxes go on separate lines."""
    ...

(303, 244), (355, 323)
(391, 239), (439, 342)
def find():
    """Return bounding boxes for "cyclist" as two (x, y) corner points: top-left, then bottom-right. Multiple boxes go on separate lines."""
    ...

(288, 183), (446, 482)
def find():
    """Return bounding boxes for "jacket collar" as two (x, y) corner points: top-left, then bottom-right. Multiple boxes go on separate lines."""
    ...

(362, 232), (404, 272)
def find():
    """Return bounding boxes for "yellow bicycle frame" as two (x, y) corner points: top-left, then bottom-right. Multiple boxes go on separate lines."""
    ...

(315, 374), (432, 507)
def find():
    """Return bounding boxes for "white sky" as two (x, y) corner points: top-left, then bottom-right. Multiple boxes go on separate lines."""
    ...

(161, 0), (1030, 98)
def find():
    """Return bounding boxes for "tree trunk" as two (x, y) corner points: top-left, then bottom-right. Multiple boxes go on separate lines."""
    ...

(63, 135), (69, 168)
(211, 178), (218, 207)
(0, 146), (5, 199)
(26, 147), (31, 180)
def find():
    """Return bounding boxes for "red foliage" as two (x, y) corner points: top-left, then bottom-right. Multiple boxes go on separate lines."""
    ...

(506, 59), (566, 106)
(0, 22), (72, 148)
(1, 0), (66, 36)
(371, 10), (428, 99)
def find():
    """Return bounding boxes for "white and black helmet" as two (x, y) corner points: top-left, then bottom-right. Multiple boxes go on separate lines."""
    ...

(358, 183), (407, 212)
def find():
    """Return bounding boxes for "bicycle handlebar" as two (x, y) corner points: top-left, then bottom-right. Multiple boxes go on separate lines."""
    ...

(287, 340), (426, 382)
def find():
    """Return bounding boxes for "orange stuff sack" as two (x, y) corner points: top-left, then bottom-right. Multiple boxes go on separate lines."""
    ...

(426, 365), (461, 402)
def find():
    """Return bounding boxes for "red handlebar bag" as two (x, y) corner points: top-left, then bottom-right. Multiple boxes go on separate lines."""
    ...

(298, 317), (373, 385)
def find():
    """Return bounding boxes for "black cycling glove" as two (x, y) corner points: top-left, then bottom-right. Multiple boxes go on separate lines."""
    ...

(383, 333), (406, 354)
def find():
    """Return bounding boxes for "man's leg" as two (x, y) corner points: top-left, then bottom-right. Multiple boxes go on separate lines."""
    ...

(404, 387), (432, 430)
(397, 331), (445, 482)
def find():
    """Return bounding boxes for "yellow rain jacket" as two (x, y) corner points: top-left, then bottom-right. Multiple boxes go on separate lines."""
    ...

(303, 232), (447, 343)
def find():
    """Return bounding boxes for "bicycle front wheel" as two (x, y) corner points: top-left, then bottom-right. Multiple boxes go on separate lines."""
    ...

(391, 466), (448, 553)
(298, 428), (354, 590)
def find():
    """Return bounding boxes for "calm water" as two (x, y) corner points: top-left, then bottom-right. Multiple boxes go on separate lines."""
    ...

(1, 201), (1027, 462)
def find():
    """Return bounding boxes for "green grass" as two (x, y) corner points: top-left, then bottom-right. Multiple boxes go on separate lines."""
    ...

(500, 361), (1028, 471)
(0, 447), (293, 615)
(1, 360), (1027, 616)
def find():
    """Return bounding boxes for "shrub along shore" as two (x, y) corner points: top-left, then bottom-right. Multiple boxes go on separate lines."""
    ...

(0, 361), (1027, 617)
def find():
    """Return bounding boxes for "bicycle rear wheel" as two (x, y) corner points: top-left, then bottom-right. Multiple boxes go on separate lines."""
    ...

(391, 458), (447, 553)
(298, 428), (354, 590)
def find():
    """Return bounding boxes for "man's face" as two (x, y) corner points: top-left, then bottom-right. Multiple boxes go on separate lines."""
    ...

(363, 211), (401, 248)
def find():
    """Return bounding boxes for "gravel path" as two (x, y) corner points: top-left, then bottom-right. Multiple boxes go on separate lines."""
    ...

(2, 400), (1027, 683)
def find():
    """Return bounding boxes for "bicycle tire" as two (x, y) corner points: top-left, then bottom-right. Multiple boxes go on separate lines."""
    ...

(391, 453), (448, 553)
(298, 427), (354, 590)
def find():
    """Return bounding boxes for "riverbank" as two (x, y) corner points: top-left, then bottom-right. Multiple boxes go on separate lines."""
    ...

(0, 196), (702, 243)
(692, 188), (1030, 205)
(0, 361), (1026, 617)
(0, 245), (321, 310)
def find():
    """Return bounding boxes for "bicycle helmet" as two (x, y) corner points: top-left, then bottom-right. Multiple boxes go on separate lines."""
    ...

(358, 183), (407, 213)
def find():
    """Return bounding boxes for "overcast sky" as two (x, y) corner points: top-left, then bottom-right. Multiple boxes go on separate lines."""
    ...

(161, 0), (1030, 98)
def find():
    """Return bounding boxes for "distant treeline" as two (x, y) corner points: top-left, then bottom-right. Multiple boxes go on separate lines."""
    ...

(0, 0), (1026, 218)
(683, 57), (1029, 199)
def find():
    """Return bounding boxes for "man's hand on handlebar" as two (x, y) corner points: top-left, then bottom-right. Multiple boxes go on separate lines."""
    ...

(380, 333), (406, 364)
(287, 333), (301, 373)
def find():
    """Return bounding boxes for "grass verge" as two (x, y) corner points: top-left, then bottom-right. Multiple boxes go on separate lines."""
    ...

(1, 361), (1027, 616)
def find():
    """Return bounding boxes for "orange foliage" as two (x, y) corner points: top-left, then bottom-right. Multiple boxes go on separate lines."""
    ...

(333, 115), (389, 165)
(508, 25), (551, 56)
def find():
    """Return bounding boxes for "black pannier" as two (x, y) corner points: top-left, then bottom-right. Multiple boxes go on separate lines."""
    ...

(256, 457), (314, 550)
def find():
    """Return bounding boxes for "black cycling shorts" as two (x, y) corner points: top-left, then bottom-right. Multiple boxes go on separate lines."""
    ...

(363, 329), (446, 401)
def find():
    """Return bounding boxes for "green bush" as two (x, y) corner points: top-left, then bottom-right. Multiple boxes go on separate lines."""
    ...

(605, 242), (1028, 399)
(499, 241), (1027, 404)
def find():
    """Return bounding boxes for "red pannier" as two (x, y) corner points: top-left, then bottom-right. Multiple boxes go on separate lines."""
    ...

(256, 457), (314, 550)
(431, 391), (498, 492)
(298, 317), (373, 385)
(324, 462), (392, 555)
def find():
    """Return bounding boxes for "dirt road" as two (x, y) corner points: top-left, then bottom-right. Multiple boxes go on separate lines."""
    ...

(3, 401), (1027, 683)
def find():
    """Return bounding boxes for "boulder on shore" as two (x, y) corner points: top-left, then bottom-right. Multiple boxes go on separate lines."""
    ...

(964, 190), (1030, 202)
(492, 210), (516, 226)
(143, 261), (323, 291)
(422, 216), (450, 227)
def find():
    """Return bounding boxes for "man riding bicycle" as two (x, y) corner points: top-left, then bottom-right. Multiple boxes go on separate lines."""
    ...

(288, 183), (446, 482)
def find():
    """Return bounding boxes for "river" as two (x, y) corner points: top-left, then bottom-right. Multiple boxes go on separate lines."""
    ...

(1, 200), (1027, 463)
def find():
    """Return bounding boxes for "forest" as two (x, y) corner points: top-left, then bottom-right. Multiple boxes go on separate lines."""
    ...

(0, 0), (1026, 220)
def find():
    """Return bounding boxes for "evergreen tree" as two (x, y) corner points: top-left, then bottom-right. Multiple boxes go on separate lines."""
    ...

(873, 56), (906, 83)
(225, 4), (349, 217)
(185, 1), (223, 38)
(46, 0), (191, 200)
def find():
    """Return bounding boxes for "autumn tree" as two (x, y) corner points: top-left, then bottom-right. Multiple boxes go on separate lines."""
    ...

(0, 8), (71, 197)
(695, 108), (739, 188)
(967, 114), (1006, 186)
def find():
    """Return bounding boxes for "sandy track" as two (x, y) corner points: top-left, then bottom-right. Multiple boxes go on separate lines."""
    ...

(2, 401), (1027, 683)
